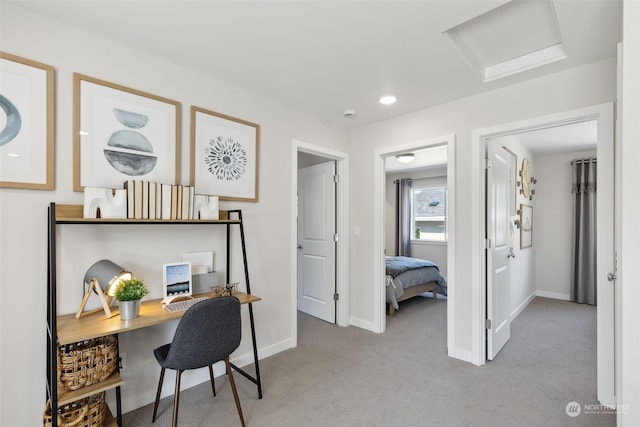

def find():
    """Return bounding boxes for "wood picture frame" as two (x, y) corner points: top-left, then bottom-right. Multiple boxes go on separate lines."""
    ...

(190, 106), (259, 202)
(520, 203), (533, 249)
(73, 73), (181, 192)
(0, 52), (55, 190)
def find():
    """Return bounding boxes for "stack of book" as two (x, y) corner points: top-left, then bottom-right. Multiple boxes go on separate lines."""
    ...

(123, 180), (195, 220)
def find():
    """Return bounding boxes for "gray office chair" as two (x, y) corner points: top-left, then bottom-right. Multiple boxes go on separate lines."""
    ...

(151, 297), (245, 427)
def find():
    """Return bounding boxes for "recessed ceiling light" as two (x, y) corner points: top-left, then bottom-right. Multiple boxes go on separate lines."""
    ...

(379, 95), (397, 105)
(395, 153), (415, 163)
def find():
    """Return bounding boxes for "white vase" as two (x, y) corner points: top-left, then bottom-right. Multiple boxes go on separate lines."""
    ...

(119, 300), (140, 321)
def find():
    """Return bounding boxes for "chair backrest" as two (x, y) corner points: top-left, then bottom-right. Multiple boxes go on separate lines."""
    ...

(163, 296), (241, 371)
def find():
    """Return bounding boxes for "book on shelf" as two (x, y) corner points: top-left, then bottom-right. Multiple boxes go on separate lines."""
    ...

(148, 181), (156, 220)
(155, 182), (162, 220)
(122, 181), (204, 221)
(181, 185), (190, 219)
(133, 181), (143, 219)
(161, 183), (172, 220)
(141, 180), (149, 219)
(171, 185), (178, 219)
(124, 180), (135, 219)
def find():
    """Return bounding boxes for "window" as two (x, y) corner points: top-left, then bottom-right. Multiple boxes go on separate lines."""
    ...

(411, 185), (447, 242)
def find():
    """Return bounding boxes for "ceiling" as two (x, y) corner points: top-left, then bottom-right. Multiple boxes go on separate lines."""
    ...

(9, 0), (622, 128)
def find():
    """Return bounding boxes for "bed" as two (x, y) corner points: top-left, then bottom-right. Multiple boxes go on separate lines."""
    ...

(385, 256), (447, 315)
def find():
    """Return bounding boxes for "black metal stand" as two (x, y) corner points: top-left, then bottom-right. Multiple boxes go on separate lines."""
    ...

(46, 203), (262, 427)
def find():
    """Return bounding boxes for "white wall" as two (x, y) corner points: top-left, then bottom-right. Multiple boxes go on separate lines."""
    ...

(0, 4), (349, 425)
(535, 149), (596, 300)
(620, 2), (640, 425)
(385, 167), (448, 277)
(349, 58), (616, 361)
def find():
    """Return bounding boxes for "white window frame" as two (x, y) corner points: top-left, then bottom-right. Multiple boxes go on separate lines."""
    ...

(410, 184), (448, 243)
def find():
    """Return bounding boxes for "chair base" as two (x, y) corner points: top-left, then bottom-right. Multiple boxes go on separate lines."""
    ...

(151, 359), (245, 427)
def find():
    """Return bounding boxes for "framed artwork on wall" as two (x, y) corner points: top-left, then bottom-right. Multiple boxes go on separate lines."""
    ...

(190, 106), (260, 202)
(73, 73), (181, 192)
(520, 203), (533, 249)
(0, 52), (55, 190)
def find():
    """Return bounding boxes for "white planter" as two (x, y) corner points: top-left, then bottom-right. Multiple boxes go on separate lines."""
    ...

(119, 300), (140, 321)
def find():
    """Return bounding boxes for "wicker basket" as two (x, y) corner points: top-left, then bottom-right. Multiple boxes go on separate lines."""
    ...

(57, 335), (117, 391)
(43, 392), (106, 427)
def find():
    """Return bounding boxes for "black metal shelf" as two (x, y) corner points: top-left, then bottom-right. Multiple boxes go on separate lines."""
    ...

(46, 203), (262, 427)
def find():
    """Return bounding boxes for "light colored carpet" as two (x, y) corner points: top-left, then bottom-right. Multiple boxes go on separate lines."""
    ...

(124, 296), (614, 426)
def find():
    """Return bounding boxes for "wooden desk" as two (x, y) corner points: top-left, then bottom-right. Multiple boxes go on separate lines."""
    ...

(56, 291), (262, 426)
(57, 291), (261, 344)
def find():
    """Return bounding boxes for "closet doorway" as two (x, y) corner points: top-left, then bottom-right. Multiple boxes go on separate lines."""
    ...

(290, 140), (349, 346)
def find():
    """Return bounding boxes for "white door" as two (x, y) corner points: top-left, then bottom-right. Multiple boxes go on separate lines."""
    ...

(487, 144), (512, 360)
(596, 105), (615, 406)
(297, 161), (336, 323)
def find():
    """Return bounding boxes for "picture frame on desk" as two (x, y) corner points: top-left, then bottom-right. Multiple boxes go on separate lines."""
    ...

(190, 106), (259, 202)
(0, 52), (55, 190)
(73, 73), (181, 192)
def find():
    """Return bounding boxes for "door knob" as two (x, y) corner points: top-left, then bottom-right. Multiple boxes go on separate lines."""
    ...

(607, 272), (616, 282)
(297, 244), (303, 250)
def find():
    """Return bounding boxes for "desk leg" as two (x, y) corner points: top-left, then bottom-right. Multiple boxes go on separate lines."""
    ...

(229, 302), (263, 399)
(248, 302), (262, 399)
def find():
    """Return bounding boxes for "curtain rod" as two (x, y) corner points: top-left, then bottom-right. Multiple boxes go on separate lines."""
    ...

(393, 177), (446, 183)
(570, 158), (597, 165)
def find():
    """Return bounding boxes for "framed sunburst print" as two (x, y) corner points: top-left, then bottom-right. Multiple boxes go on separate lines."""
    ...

(190, 106), (259, 202)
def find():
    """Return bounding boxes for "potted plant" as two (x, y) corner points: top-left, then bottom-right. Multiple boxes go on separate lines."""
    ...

(113, 277), (150, 320)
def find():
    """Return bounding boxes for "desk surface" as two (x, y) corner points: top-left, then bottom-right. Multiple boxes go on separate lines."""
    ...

(57, 291), (261, 345)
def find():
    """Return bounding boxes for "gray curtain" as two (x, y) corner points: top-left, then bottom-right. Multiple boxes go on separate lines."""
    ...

(570, 158), (597, 305)
(395, 178), (412, 257)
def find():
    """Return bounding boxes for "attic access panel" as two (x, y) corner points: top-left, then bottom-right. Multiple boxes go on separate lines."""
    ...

(444, 0), (566, 82)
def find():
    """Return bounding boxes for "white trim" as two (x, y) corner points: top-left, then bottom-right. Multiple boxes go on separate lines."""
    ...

(536, 290), (570, 301)
(510, 292), (536, 320)
(373, 135), (456, 358)
(291, 139), (350, 337)
(472, 103), (616, 369)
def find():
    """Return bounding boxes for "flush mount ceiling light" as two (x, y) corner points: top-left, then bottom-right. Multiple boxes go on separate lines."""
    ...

(379, 95), (397, 105)
(395, 153), (415, 163)
(444, 0), (566, 82)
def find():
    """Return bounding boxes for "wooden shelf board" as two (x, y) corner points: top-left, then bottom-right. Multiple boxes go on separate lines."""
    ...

(58, 373), (123, 406)
(54, 204), (237, 224)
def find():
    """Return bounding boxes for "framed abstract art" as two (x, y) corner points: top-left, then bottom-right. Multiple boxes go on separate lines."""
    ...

(190, 106), (259, 202)
(73, 73), (181, 191)
(0, 52), (55, 190)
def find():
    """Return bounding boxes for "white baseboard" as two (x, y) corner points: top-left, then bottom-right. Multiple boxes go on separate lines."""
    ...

(349, 316), (376, 332)
(510, 292), (536, 321)
(451, 348), (480, 366)
(115, 337), (296, 414)
(536, 290), (570, 301)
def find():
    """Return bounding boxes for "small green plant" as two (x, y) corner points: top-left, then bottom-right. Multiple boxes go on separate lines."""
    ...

(113, 277), (150, 301)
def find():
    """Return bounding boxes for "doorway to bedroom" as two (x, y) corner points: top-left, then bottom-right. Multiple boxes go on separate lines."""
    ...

(375, 135), (456, 354)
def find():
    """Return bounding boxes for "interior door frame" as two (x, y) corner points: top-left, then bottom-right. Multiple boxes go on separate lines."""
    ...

(372, 134), (456, 354)
(471, 103), (617, 371)
(291, 139), (350, 345)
